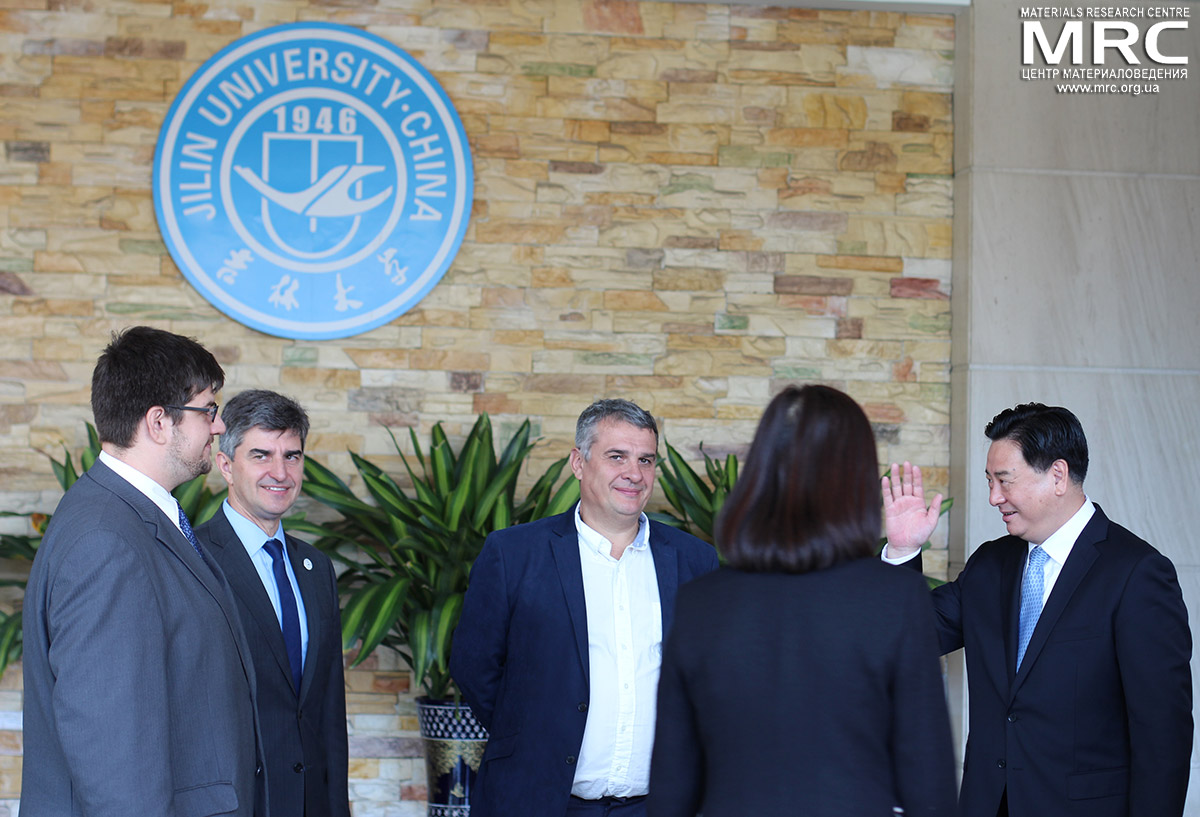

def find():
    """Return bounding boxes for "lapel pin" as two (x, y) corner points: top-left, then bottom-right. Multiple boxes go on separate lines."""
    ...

(303, 558), (313, 571)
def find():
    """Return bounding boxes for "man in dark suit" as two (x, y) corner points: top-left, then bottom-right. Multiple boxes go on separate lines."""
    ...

(197, 389), (350, 817)
(451, 399), (720, 817)
(882, 402), (1192, 817)
(22, 326), (265, 817)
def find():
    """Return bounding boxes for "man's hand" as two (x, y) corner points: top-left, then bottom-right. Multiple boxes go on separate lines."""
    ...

(881, 461), (943, 559)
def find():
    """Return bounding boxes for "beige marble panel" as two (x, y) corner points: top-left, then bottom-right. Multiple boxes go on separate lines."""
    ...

(963, 171), (1200, 369)
(964, 1), (1200, 174)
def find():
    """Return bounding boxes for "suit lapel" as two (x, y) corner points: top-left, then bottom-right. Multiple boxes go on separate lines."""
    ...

(1010, 509), (1107, 694)
(288, 534), (323, 703)
(205, 511), (299, 697)
(1001, 542), (1024, 687)
(549, 508), (590, 680)
(88, 462), (259, 694)
(650, 525), (678, 636)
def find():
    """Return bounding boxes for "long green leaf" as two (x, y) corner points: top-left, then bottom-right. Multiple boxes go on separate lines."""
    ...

(431, 594), (463, 674)
(544, 476), (581, 517)
(407, 609), (432, 693)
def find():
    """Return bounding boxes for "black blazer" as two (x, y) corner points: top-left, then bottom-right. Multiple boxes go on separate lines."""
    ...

(450, 507), (720, 817)
(648, 559), (957, 817)
(919, 504), (1192, 817)
(199, 508), (350, 817)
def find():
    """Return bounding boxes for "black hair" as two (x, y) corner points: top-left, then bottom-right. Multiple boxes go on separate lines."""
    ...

(985, 403), (1088, 484)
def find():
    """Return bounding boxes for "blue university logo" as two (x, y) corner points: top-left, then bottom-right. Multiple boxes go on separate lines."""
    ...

(154, 23), (473, 340)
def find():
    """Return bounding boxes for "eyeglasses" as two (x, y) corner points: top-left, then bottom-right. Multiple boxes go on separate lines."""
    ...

(165, 404), (220, 423)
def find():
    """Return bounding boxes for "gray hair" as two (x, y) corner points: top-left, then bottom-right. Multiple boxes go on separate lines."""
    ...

(574, 399), (658, 460)
(218, 389), (310, 458)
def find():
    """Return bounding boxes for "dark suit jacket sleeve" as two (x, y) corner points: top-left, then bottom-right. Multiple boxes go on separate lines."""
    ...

(45, 528), (175, 813)
(1116, 549), (1193, 815)
(450, 531), (508, 730)
(317, 552), (352, 817)
(889, 574), (959, 816)
(647, 599), (705, 817)
(900, 550), (966, 656)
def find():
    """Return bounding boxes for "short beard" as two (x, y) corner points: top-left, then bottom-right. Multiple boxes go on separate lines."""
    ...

(167, 428), (213, 488)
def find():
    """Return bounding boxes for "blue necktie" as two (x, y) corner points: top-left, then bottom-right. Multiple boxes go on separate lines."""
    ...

(264, 538), (304, 693)
(178, 503), (214, 572)
(1016, 545), (1049, 670)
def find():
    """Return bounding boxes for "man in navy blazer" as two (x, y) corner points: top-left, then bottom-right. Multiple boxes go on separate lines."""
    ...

(883, 403), (1192, 817)
(451, 399), (719, 817)
(197, 390), (350, 817)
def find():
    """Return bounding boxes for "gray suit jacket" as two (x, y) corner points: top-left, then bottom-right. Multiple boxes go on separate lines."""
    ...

(198, 508), (350, 817)
(21, 460), (265, 817)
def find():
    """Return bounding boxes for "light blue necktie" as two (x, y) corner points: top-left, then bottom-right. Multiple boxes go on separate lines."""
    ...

(1016, 545), (1049, 670)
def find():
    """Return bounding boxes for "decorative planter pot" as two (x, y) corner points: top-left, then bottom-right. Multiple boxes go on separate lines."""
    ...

(416, 697), (488, 817)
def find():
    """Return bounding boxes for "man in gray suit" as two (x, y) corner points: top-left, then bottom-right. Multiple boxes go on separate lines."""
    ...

(22, 326), (265, 817)
(198, 390), (350, 817)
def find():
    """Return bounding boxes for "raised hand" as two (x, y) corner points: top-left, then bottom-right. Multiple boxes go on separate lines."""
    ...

(880, 461), (943, 558)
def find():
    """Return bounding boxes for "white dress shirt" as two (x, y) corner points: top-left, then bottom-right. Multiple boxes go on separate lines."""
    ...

(571, 505), (662, 799)
(220, 500), (310, 663)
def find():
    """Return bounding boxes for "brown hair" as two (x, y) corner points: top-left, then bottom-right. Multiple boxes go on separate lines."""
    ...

(716, 385), (880, 573)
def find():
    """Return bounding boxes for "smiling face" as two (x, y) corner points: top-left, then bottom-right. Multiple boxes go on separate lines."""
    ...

(166, 386), (224, 486)
(217, 426), (305, 537)
(570, 419), (658, 543)
(985, 437), (1077, 545)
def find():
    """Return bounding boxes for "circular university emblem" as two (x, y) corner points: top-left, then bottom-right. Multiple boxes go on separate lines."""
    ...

(154, 23), (473, 340)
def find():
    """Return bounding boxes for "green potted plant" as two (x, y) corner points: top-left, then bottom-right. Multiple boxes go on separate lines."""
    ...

(296, 413), (579, 815)
(0, 423), (226, 675)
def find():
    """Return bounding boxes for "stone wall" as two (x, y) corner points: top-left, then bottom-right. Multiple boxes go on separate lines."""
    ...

(0, 1), (953, 813)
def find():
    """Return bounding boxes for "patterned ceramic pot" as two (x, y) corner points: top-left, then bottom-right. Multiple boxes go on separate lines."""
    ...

(416, 697), (488, 816)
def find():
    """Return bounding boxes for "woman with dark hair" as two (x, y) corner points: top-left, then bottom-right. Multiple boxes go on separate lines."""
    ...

(648, 385), (957, 817)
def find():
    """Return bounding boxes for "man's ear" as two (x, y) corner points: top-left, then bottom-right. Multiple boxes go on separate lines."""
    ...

(1051, 458), (1071, 495)
(215, 450), (234, 484)
(142, 406), (173, 446)
(569, 447), (585, 480)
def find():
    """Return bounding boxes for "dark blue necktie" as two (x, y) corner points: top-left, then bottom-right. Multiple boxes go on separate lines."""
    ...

(264, 538), (304, 693)
(178, 503), (216, 575)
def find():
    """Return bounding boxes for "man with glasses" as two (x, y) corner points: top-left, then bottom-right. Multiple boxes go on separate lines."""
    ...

(21, 326), (266, 817)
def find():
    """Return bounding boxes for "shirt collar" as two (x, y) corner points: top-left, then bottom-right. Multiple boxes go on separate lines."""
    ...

(574, 503), (650, 558)
(1032, 498), (1094, 565)
(98, 450), (180, 528)
(221, 499), (284, 557)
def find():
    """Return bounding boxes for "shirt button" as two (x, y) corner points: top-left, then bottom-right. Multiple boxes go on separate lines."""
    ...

(577, 702), (588, 712)
(997, 759), (1006, 769)
(566, 755), (577, 765)
(1007, 713), (1017, 723)
(293, 762), (305, 773)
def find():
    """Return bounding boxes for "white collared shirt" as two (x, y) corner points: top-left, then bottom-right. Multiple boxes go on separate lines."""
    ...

(98, 450), (184, 535)
(221, 501), (310, 663)
(571, 505), (662, 799)
(1024, 498), (1095, 605)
